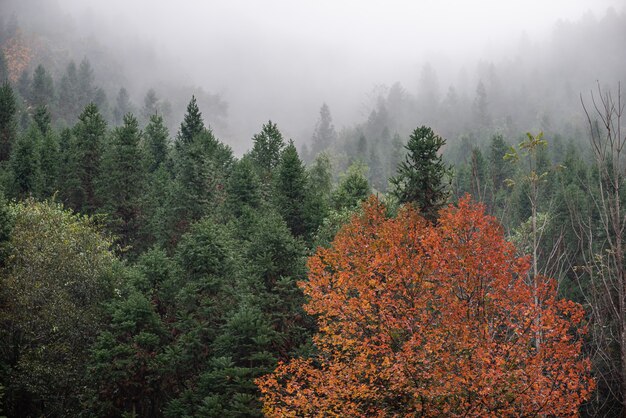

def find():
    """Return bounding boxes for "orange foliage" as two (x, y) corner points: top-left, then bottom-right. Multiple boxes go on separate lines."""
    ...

(257, 196), (594, 417)
(2, 31), (33, 83)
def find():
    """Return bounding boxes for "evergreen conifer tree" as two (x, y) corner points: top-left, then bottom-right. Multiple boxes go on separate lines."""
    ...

(99, 113), (145, 251)
(390, 126), (451, 221)
(32, 105), (51, 135)
(311, 103), (336, 156)
(332, 162), (370, 210)
(113, 87), (134, 126)
(274, 140), (312, 239)
(9, 125), (42, 199)
(177, 95), (204, 146)
(77, 58), (96, 109)
(0, 81), (17, 162)
(250, 120), (285, 188)
(307, 152), (333, 211)
(58, 61), (79, 123)
(30, 64), (54, 108)
(225, 156), (262, 218)
(56, 128), (80, 207)
(143, 113), (170, 173)
(72, 103), (107, 213)
(38, 119), (59, 198)
(88, 290), (168, 417)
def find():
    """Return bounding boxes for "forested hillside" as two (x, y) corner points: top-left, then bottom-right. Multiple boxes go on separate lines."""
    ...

(0, 3), (625, 417)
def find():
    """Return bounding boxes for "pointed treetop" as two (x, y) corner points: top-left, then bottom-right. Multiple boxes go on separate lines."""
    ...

(390, 126), (451, 221)
(177, 95), (204, 145)
(250, 120), (285, 173)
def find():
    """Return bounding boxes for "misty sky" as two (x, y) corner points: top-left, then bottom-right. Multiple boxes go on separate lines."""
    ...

(54, 0), (623, 149)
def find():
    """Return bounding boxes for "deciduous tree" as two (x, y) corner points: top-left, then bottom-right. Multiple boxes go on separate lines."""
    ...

(258, 196), (594, 417)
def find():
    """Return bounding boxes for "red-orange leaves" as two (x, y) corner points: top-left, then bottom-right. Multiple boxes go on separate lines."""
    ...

(257, 196), (594, 417)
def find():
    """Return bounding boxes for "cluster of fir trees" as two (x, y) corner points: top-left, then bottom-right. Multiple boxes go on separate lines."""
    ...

(0, 71), (378, 416)
(304, 102), (406, 194)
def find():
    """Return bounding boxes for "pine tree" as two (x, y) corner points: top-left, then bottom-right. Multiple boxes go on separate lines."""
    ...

(99, 113), (145, 251)
(17, 70), (30, 101)
(33, 105), (51, 135)
(489, 133), (511, 192)
(388, 132), (405, 179)
(30, 64), (54, 108)
(203, 304), (277, 416)
(332, 162), (370, 211)
(143, 113), (170, 173)
(56, 128), (80, 207)
(0, 81), (17, 162)
(243, 209), (310, 354)
(225, 156), (262, 218)
(58, 61), (79, 124)
(38, 118), (59, 198)
(88, 290), (168, 417)
(311, 103), (336, 156)
(176, 95), (204, 146)
(77, 58), (96, 109)
(140, 166), (177, 250)
(162, 220), (238, 412)
(356, 133), (368, 161)
(390, 126), (451, 221)
(9, 125), (41, 199)
(174, 127), (233, 227)
(474, 80), (491, 131)
(113, 87), (134, 126)
(172, 96), (233, 229)
(307, 152), (333, 208)
(273, 140), (311, 239)
(250, 120), (285, 188)
(72, 103), (107, 213)
(141, 88), (161, 125)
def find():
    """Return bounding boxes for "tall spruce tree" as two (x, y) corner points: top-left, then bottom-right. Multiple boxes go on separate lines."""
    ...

(72, 103), (107, 214)
(58, 61), (79, 124)
(390, 126), (451, 221)
(311, 103), (336, 156)
(250, 120), (285, 189)
(99, 113), (145, 252)
(77, 58), (96, 109)
(225, 156), (262, 218)
(87, 289), (168, 417)
(30, 64), (54, 108)
(0, 81), (16, 162)
(176, 95), (204, 146)
(143, 113), (170, 173)
(56, 128), (80, 206)
(332, 162), (370, 211)
(113, 87), (134, 126)
(173, 96), (233, 230)
(37, 111), (59, 198)
(307, 152), (333, 212)
(274, 140), (313, 239)
(9, 125), (42, 199)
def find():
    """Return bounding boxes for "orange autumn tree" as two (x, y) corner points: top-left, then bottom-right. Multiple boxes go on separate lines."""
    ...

(257, 196), (594, 417)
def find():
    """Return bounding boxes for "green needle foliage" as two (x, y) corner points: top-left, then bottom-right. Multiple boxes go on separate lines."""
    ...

(390, 126), (451, 221)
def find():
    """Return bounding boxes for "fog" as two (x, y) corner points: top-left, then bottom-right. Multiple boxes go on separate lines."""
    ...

(3, 0), (625, 153)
